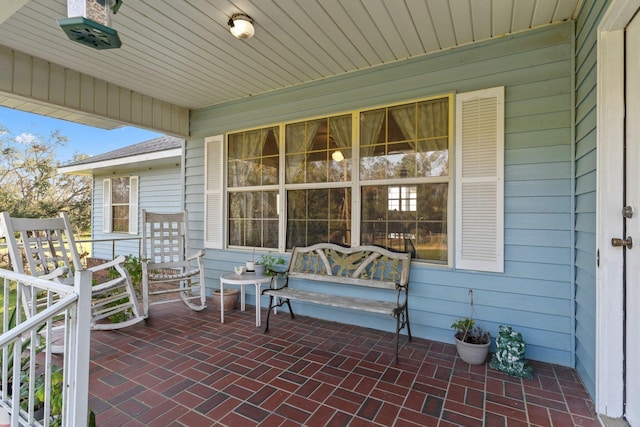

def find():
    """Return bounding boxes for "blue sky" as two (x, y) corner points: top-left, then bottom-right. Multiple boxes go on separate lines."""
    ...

(0, 106), (163, 163)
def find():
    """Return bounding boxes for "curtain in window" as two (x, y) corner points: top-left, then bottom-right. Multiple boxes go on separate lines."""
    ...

(360, 110), (385, 157)
(419, 99), (449, 151)
(390, 99), (448, 152)
(285, 121), (321, 183)
(329, 115), (351, 154)
(229, 129), (269, 187)
(329, 115), (352, 232)
(390, 104), (417, 144)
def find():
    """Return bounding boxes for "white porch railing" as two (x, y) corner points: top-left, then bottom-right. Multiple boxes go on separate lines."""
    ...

(0, 268), (91, 427)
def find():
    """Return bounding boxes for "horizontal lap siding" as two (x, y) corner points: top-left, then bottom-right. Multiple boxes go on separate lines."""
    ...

(573, 0), (608, 399)
(92, 167), (182, 260)
(186, 23), (575, 366)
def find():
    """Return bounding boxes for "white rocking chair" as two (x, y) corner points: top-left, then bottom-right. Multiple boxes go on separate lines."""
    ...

(0, 211), (146, 334)
(141, 210), (207, 317)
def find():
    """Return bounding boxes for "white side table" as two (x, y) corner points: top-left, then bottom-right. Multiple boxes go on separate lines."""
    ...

(219, 272), (272, 327)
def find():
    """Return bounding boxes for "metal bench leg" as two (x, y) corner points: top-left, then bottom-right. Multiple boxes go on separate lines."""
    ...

(264, 296), (296, 333)
(264, 295), (274, 333)
(395, 315), (401, 364)
(394, 304), (411, 364)
(285, 298), (295, 319)
(405, 305), (412, 341)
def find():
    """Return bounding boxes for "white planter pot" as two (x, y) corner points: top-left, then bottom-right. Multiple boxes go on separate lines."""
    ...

(454, 336), (490, 365)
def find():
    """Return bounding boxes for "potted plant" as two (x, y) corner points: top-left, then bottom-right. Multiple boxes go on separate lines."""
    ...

(451, 290), (491, 365)
(255, 252), (287, 276)
(256, 253), (287, 276)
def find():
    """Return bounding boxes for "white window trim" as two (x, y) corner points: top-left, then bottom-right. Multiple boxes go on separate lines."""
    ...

(102, 178), (112, 233)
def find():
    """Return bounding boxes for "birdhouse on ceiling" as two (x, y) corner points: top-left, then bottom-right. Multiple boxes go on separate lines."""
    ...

(57, 0), (123, 50)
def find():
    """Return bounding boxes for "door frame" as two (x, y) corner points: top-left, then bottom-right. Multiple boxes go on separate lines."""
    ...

(596, 0), (640, 417)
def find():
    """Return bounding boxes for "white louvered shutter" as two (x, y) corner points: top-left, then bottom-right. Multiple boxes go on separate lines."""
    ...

(205, 135), (224, 249)
(102, 178), (112, 233)
(455, 87), (504, 272)
(128, 176), (139, 234)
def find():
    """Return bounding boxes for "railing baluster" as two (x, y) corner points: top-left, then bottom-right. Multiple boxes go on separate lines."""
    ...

(0, 268), (88, 427)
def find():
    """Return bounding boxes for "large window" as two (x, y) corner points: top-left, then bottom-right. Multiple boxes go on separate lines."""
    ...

(225, 96), (451, 263)
(227, 127), (279, 248)
(359, 97), (450, 262)
(285, 115), (352, 247)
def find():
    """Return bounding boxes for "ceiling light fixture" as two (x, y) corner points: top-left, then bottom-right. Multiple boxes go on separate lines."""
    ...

(332, 151), (344, 162)
(228, 13), (255, 39)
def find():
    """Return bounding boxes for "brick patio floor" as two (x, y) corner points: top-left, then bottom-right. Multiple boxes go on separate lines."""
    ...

(87, 301), (601, 426)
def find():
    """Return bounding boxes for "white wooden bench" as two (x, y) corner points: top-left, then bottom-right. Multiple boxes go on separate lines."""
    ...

(262, 243), (412, 362)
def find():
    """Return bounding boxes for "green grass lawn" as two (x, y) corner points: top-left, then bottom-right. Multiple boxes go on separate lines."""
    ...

(0, 281), (18, 331)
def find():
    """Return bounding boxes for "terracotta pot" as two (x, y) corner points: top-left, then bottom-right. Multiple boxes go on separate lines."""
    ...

(212, 288), (239, 311)
(454, 336), (490, 365)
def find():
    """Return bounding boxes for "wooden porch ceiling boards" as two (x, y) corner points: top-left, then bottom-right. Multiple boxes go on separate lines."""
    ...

(0, 1), (581, 114)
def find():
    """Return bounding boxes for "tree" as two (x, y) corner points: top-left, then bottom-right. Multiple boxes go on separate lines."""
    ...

(0, 125), (92, 234)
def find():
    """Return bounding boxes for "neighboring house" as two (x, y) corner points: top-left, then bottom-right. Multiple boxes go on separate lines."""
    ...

(5, 1), (640, 422)
(59, 136), (183, 261)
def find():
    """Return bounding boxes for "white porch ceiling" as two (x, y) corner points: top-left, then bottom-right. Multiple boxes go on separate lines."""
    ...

(0, 0), (581, 115)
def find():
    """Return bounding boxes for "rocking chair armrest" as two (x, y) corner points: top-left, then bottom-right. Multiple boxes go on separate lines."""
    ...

(87, 254), (127, 272)
(41, 266), (69, 281)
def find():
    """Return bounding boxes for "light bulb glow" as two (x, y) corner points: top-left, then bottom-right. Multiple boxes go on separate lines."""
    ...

(332, 150), (344, 162)
(229, 15), (255, 39)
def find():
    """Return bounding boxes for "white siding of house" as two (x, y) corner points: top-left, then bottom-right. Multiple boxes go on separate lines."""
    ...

(185, 23), (577, 366)
(92, 167), (182, 260)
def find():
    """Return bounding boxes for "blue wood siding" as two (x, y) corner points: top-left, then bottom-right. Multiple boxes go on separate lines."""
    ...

(573, 0), (610, 399)
(91, 167), (182, 260)
(186, 23), (576, 366)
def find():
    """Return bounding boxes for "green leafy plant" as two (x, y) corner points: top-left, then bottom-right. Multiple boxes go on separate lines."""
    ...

(30, 365), (64, 426)
(103, 255), (143, 323)
(451, 290), (490, 344)
(451, 317), (489, 344)
(123, 255), (143, 289)
(256, 253), (287, 276)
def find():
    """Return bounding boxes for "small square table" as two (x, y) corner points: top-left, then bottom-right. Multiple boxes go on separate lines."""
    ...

(219, 272), (273, 327)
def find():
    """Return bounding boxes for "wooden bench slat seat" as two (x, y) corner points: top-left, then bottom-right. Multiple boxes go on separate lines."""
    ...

(265, 288), (400, 315)
(262, 243), (412, 362)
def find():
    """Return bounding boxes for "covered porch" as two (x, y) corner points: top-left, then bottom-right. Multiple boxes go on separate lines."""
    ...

(87, 302), (599, 426)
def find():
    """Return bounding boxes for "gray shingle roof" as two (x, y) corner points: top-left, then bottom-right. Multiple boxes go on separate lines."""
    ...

(62, 135), (183, 167)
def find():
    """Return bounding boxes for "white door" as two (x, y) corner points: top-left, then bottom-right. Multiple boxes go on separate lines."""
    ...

(625, 12), (640, 426)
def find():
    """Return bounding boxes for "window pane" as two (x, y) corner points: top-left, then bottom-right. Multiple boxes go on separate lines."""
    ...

(111, 177), (129, 203)
(416, 138), (449, 176)
(285, 114), (351, 184)
(228, 127), (279, 188)
(112, 205), (129, 233)
(361, 183), (448, 263)
(286, 188), (351, 248)
(360, 97), (449, 180)
(227, 190), (279, 248)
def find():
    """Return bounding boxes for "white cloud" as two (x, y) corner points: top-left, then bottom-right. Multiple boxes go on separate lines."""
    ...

(15, 132), (39, 145)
